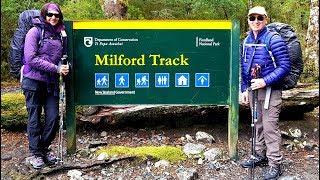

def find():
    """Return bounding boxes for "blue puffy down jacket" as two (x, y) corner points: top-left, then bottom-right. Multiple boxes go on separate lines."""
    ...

(240, 26), (291, 92)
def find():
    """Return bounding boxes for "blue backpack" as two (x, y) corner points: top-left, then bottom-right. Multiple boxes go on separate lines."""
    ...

(9, 10), (44, 80)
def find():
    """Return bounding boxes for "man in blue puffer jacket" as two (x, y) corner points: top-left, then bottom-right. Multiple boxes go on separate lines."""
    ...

(240, 6), (291, 179)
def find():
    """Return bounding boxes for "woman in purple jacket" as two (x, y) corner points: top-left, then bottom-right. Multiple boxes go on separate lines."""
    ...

(22, 3), (69, 169)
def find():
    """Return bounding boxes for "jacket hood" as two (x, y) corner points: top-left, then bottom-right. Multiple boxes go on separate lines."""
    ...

(32, 17), (65, 33)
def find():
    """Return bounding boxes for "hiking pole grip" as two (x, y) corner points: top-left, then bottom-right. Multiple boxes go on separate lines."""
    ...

(61, 55), (68, 65)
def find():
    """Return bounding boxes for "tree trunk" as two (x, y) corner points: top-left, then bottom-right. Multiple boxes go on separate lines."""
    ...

(305, 0), (319, 73)
(102, 0), (128, 20)
(248, 0), (253, 9)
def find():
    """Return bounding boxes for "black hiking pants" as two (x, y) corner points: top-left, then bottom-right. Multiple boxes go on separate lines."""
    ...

(21, 77), (59, 157)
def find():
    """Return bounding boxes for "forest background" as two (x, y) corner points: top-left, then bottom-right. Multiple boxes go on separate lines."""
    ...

(1, 0), (319, 83)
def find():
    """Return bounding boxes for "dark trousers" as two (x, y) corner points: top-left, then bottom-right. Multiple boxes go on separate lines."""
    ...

(22, 77), (59, 157)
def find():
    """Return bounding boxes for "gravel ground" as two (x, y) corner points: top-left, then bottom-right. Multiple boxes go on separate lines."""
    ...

(1, 112), (319, 180)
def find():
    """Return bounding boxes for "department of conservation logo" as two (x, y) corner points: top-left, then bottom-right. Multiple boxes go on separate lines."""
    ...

(84, 37), (93, 47)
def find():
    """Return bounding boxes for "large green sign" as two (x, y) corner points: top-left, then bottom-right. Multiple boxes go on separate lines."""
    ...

(65, 20), (240, 159)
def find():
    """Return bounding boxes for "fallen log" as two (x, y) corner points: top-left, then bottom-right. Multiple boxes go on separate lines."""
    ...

(77, 85), (319, 127)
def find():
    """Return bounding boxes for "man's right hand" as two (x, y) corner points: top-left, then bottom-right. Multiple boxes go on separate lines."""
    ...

(241, 90), (249, 104)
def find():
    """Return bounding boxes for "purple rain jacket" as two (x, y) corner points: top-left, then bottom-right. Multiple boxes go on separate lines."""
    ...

(23, 18), (65, 83)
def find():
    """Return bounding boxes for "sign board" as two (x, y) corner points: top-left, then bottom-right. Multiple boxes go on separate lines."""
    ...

(65, 20), (240, 159)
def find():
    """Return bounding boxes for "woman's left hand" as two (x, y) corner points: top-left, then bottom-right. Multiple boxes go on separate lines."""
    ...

(57, 64), (69, 76)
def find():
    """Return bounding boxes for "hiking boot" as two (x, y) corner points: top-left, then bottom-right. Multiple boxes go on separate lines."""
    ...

(29, 156), (45, 169)
(240, 154), (268, 168)
(264, 165), (282, 179)
(45, 152), (57, 164)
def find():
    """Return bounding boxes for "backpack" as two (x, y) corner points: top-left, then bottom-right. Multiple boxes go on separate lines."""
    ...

(265, 22), (303, 90)
(9, 10), (44, 80)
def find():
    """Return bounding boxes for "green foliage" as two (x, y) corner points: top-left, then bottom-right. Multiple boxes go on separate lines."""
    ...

(96, 145), (187, 162)
(62, 0), (105, 20)
(127, 4), (145, 20)
(1, 93), (28, 129)
(300, 58), (319, 83)
(1, 61), (12, 81)
(126, 0), (248, 20)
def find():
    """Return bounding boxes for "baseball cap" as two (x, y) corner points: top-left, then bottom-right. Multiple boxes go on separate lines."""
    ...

(248, 6), (267, 16)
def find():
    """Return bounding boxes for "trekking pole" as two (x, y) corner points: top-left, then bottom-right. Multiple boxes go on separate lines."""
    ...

(250, 63), (261, 180)
(57, 55), (68, 165)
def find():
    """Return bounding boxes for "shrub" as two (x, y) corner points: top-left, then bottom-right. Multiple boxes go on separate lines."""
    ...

(1, 93), (28, 130)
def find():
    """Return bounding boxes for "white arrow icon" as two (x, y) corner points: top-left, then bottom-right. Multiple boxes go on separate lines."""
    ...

(198, 76), (208, 85)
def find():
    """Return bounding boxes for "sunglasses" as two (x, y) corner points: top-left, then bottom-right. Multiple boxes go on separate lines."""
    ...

(248, 15), (264, 22)
(46, 13), (60, 18)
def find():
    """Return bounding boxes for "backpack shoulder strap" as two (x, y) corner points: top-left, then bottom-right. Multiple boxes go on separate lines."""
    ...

(60, 30), (68, 56)
(241, 35), (249, 60)
(34, 26), (44, 46)
(264, 30), (278, 68)
(242, 36), (249, 53)
(264, 30), (277, 51)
